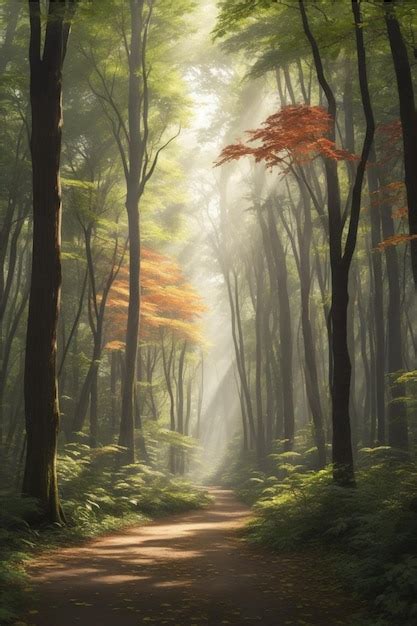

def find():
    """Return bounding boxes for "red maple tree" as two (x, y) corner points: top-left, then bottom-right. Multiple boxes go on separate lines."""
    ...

(216, 105), (357, 171)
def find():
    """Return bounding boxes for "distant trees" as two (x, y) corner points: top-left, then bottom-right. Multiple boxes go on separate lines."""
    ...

(107, 248), (205, 472)
(0, 1), (31, 462)
(217, 100), (370, 482)
(214, 0), (416, 484)
(384, 0), (417, 286)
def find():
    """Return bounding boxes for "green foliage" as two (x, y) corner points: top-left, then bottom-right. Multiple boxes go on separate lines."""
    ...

(214, 436), (331, 503)
(0, 443), (210, 623)
(208, 437), (258, 492)
(0, 559), (29, 624)
(241, 451), (417, 625)
(214, 0), (277, 40)
(59, 443), (210, 525)
(0, 496), (39, 623)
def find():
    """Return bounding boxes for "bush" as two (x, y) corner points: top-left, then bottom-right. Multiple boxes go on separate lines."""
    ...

(0, 443), (210, 623)
(243, 450), (417, 625)
(58, 443), (210, 531)
(0, 496), (40, 623)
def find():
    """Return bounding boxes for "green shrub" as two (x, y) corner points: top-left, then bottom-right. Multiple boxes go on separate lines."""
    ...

(58, 444), (210, 527)
(0, 443), (210, 623)
(244, 451), (417, 625)
(0, 496), (40, 623)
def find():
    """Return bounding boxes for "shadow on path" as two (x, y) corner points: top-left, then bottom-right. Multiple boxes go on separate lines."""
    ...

(25, 488), (358, 625)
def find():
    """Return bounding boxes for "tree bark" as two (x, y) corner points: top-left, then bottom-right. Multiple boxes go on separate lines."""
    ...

(254, 251), (266, 466)
(118, 0), (145, 462)
(110, 350), (118, 434)
(267, 205), (295, 451)
(23, 0), (75, 524)
(161, 337), (176, 473)
(385, 0), (417, 285)
(176, 341), (187, 474)
(379, 168), (409, 450)
(367, 149), (386, 444)
(299, 0), (375, 484)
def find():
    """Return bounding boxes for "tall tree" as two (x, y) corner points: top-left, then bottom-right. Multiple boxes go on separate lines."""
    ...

(23, 0), (76, 524)
(86, 0), (180, 461)
(298, 0), (375, 484)
(384, 0), (417, 286)
(117, 0), (146, 461)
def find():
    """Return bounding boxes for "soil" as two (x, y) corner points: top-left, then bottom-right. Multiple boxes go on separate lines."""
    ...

(23, 489), (360, 625)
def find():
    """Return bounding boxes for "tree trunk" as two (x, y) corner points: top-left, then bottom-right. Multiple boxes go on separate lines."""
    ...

(347, 273), (358, 454)
(195, 354), (204, 440)
(254, 252), (266, 467)
(146, 347), (158, 420)
(296, 189), (326, 467)
(161, 338), (176, 473)
(89, 366), (98, 448)
(134, 386), (149, 462)
(356, 267), (372, 446)
(118, 0), (145, 462)
(110, 350), (118, 434)
(185, 377), (192, 436)
(119, 198), (140, 461)
(176, 341), (187, 474)
(264, 306), (274, 453)
(367, 151), (386, 443)
(385, 0), (417, 285)
(23, 0), (75, 524)
(331, 265), (355, 483)
(300, 0), (374, 484)
(267, 205), (295, 450)
(379, 168), (409, 450)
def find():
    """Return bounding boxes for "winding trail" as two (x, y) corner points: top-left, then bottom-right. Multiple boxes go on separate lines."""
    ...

(25, 489), (357, 625)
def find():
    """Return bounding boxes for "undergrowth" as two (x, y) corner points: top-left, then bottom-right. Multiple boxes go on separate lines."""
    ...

(224, 443), (417, 626)
(0, 443), (210, 624)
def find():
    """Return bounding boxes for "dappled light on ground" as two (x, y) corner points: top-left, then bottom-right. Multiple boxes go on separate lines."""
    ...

(26, 490), (357, 626)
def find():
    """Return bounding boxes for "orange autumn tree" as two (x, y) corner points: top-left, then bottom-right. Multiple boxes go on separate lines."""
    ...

(106, 248), (206, 348)
(106, 248), (205, 470)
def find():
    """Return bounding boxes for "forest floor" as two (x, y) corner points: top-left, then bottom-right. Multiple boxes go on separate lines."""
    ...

(20, 489), (362, 626)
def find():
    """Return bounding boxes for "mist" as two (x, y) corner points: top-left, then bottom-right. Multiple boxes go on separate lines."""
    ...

(1, 1), (417, 625)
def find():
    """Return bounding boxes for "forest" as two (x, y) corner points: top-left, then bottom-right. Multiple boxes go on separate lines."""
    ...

(1, 0), (417, 625)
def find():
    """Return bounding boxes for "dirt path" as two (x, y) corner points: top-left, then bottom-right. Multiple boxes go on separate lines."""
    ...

(24, 489), (358, 625)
